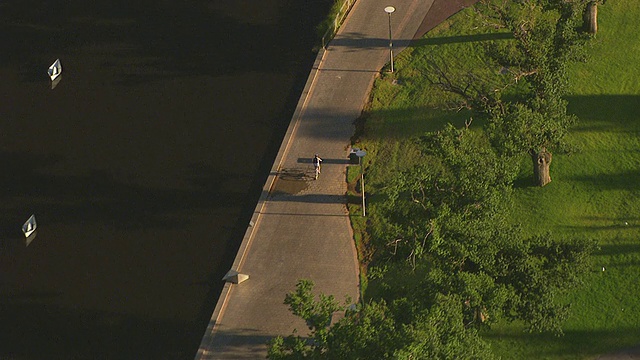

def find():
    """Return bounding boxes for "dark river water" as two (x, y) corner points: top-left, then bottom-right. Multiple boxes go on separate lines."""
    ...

(0, 1), (330, 358)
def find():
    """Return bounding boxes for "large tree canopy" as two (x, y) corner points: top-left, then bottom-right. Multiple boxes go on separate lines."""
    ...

(373, 125), (595, 333)
(425, 0), (592, 185)
(478, 0), (590, 154)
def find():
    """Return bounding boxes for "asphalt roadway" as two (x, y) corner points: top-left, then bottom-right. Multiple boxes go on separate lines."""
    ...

(193, 0), (640, 358)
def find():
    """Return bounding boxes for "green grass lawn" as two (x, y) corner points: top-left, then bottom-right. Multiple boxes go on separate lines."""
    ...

(352, 0), (640, 358)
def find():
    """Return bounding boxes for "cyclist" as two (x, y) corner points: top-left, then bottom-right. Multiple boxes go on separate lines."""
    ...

(312, 154), (323, 179)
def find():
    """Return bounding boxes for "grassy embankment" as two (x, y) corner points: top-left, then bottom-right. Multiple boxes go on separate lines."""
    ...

(347, 1), (640, 358)
(316, 0), (356, 49)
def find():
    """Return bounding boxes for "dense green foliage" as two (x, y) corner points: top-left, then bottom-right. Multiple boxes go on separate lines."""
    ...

(427, 0), (591, 170)
(269, 281), (495, 359)
(373, 125), (595, 333)
(481, 0), (589, 159)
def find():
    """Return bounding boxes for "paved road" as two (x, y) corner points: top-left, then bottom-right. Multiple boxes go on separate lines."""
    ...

(192, 0), (474, 358)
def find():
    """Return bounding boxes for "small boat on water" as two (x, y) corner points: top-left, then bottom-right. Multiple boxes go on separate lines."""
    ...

(22, 214), (37, 238)
(48, 59), (62, 81)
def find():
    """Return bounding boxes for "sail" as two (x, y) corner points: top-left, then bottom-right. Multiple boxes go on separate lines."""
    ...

(48, 59), (62, 81)
(22, 214), (37, 238)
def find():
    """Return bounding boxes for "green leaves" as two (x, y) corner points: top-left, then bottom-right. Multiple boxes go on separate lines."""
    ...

(497, 234), (598, 333)
(376, 125), (514, 264)
(486, 101), (575, 156)
(393, 294), (494, 360)
(285, 280), (343, 333)
(372, 123), (596, 334)
(326, 300), (400, 359)
(477, 0), (588, 157)
(268, 280), (350, 359)
(269, 282), (495, 359)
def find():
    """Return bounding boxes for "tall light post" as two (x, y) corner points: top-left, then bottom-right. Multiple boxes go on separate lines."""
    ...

(356, 150), (367, 217)
(384, 6), (396, 73)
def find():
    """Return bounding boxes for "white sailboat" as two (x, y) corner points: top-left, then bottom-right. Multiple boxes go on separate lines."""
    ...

(48, 59), (62, 81)
(22, 214), (37, 238)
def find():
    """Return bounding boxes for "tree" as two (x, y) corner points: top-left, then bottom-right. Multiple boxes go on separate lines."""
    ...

(271, 2), (600, 354)
(372, 125), (596, 333)
(268, 279), (348, 359)
(268, 280), (495, 359)
(392, 294), (494, 360)
(583, 0), (607, 34)
(372, 124), (515, 267)
(425, 0), (592, 186)
(478, 0), (591, 186)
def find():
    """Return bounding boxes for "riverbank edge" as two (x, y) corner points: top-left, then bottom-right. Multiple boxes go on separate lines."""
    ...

(194, 45), (328, 358)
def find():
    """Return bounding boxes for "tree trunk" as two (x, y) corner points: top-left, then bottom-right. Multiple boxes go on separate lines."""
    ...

(584, 1), (598, 34)
(530, 148), (552, 187)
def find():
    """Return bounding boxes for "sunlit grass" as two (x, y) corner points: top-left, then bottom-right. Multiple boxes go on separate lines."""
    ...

(354, 0), (640, 358)
(494, 1), (640, 356)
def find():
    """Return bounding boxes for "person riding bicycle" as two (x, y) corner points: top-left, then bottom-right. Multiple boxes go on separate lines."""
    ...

(313, 154), (323, 177)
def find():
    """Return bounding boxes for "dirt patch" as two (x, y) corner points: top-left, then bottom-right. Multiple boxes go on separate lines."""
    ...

(414, 0), (479, 38)
(271, 168), (311, 195)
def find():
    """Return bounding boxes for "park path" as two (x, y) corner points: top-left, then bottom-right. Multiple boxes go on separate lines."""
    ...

(194, 0), (482, 359)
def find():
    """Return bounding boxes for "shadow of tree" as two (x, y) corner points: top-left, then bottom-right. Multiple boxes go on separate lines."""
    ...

(569, 170), (640, 191)
(412, 32), (512, 46)
(567, 95), (640, 131)
(197, 327), (279, 360)
(483, 327), (640, 359)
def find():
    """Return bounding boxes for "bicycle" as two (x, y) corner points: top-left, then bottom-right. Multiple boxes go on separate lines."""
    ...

(314, 163), (321, 180)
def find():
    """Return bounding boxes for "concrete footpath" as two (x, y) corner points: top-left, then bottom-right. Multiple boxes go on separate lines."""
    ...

(195, 0), (436, 358)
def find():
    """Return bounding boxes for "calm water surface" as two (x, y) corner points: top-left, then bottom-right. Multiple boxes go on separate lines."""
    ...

(0, 1), (330, 358)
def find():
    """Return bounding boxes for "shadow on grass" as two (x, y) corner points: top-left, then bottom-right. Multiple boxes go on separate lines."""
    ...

(358, 95), (640, 144)
(513, 174), (537, 189)
(484, 326), (640, 359)
(347, 192), (362, 205)
(412, 32), (512, 46)
(598, 244), (640, 267)
(580, 215), (640, 222)
(364, 106), (473, 141)
(569, 169), (640, 191)
(568, 95), (640, 132)
(561, 213), (640, 232)
(595, 243), (640, 268)
(562, 223), (640, 232)
(196, 327), (278, 360)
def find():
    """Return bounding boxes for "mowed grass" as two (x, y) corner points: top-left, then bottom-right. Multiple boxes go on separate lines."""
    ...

(354, 1), (640, 359)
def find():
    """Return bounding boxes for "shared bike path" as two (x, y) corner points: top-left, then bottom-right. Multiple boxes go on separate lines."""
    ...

(194, 0), (460, 358)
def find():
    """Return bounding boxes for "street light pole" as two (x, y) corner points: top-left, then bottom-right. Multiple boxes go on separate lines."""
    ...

(384, 6), (396, 73)
(356, 150), (367, 217)
(361, 164), (366, 217)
